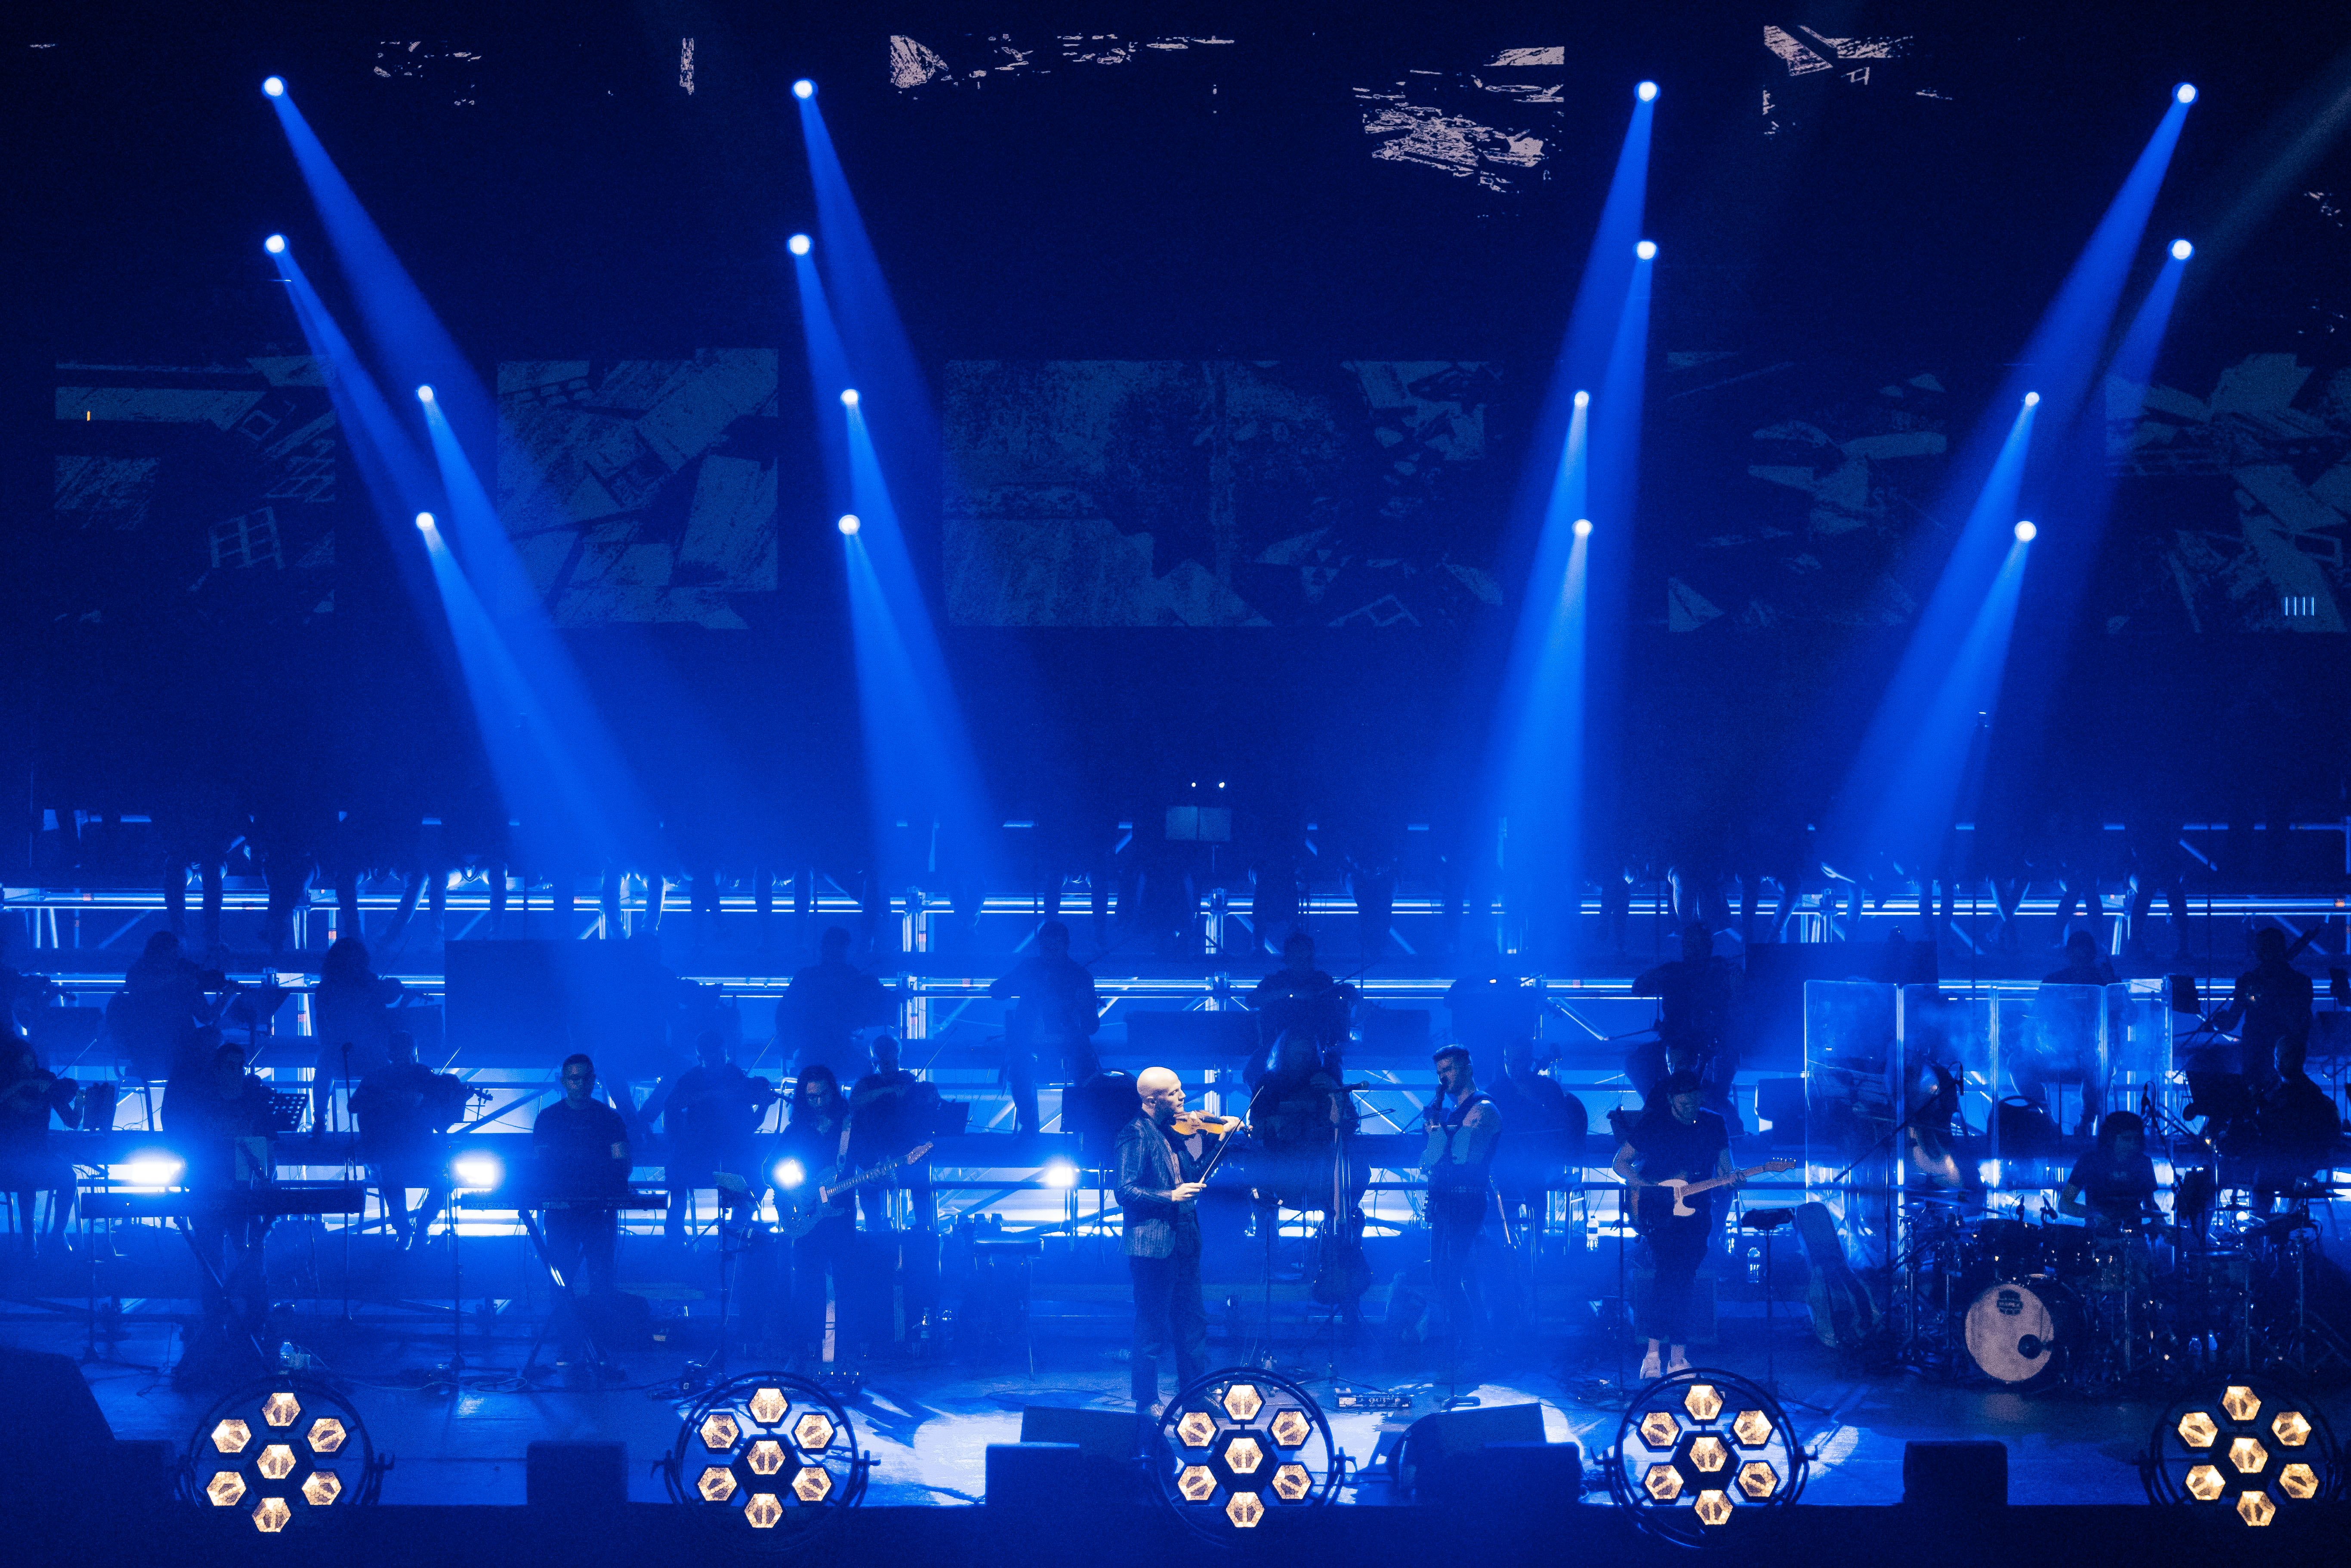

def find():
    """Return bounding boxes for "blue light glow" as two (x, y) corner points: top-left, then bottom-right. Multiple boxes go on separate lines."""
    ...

(263, 234), (286, 254)
(788, 233), (811, 256)
(415, 512), (435, 531)
(2175, 83), (2197, 105)
(1044, 1158), (1080, 1190)
(121, 1152), (185, 1188)
(1635, 239), (1657, 260)
(774, 1158), (807, 1190)
(840, 388), (859, 407)
(1636, 80), (1658, 102)
(793, 79), (815, 99)
(2023, 391), (2040, 406)
(262, 77), (284, 98)
(451, 1153), (503, 1190)
(1573, 389), (1590, 408)
(415, 384), (434, 403)
(1573, 518), (1593, 537)
(2014, 520), (2037, 542)
(837, 513), (861, 535)
(2170, 238), (2194, 261)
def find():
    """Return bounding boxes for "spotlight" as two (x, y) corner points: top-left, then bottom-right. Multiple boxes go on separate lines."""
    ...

(1611, 1368), (1806, 1547)
(1152, 1369), (1338, 1540)
(182, 1378), (385, 1528)
(839, 389), (859, 407)
(2171, 238), (2194, 261)
(2023, 391), (2040, 407)
(663, 1371), (865, 1547)
(836, 515), (861, 537)
(1043, 1159), (1079, 1190)
(788, 233), (811, 256)
(416, 385), (435, 404)
(451, 1154), (502, 1191)
(415, 512), (435, 532)
(773, 1157), (807, 1189)
(1573, 518), (1593, 538)
(2175, 83), (2197, 105)
(121, 1152), (185, 1188)
(1637, 80), (1659, 102)
(2014, 520), (2036, 543)
(262, 77), (285, 98)
(1573, 389), (1590, 408)
(793, 79), (815, 99)
(1635, 239), (1657, 261)
(263, 234), (286, 255)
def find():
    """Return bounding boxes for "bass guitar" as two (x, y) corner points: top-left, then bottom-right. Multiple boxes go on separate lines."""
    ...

(775, 1142), (933, 1238)
(1630, 1157), (1797, 1228)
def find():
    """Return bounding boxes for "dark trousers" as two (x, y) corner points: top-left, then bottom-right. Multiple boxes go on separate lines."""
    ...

(1641, 1213), (1710, 1344)
(1006, 1053), (1041, 1135)
(791, 1213), (861, 1353)
(372, 1153), (447, 1245)
(1129, 1240), (1208, 1404)
(1428, 1187), (1485, 1341)
(542, 1208), (617, 1361)
(188, 1214), (273, 1337)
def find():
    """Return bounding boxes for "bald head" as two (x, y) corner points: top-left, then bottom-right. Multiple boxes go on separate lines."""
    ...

(1137, 1066), (1185, 1124)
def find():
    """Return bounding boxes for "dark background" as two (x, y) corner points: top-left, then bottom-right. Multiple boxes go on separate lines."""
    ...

(5, 1), (2348, 888)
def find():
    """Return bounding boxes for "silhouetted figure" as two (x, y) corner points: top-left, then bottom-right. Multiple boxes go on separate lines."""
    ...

(1248, 931), (1357, 1064)
(349, 1029), (460, 1247)
(988, 921), (1100, 1134)
(647, 1030), (774, 1244)
(781, 927), (896, 1084)
(0, 1043), (78, 1256)
(312, 937), (404, 1134)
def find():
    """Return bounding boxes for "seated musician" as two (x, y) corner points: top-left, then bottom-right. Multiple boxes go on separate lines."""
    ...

(0, 1042), (80, 1259)
(648, 1029), (774, 1244)
(1246, 1030), (1358, 1208)
(1247, 932), (1358, 1076)
(178, 1042), (281, 1362)
(1485, 1039), (1586, 1229)
(2058, 1111), (2160, 1234)
(531, 1054), (631, 1372)
(2252, 1040), (2340, 1210)
(349, 1030), (458, 1249)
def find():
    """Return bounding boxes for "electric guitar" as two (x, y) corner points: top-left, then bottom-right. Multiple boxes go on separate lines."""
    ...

(774, 1143), (933, 1238)
(1630, 1157), (1797, 1228)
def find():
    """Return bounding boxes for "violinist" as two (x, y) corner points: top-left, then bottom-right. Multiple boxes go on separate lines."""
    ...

(350, 1030), (463, 1249)
(1114, 1068), (1237, 1414)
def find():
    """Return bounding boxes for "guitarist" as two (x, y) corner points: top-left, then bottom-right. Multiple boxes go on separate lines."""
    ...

(1613, 1068), (1739, 1380)
(774, 1065), (861, 1359)
(1116, 1067), (1212, 1414)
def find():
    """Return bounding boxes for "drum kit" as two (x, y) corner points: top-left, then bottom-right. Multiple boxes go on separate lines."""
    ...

(1897, 1186), (2348, 1389)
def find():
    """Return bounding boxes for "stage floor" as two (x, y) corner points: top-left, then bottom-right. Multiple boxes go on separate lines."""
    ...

(10, 1299), (2308, 1509)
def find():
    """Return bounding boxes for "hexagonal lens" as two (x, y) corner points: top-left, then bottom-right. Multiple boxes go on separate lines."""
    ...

(697, 1465), (737, 1502)
(2184, 1464), (2225, 1502)
(2229, 1437), (2268, 1475)
(1738, 1461), (1779, 1499)
(1222, 1384), (1263, 1423)
(1688, 1435), (1730, 1473)
(302, 1471), (341, 1507)
(2271, 1411), (2311, 1448)
(747, 1439), (788, 1476)
(1178, 1411), (1217, 1448)
(212, 1419), (253, 1454)
(1223, 1435), (1265, 1475)
(2237, 1490), (2275, 1527)
(2277, 1463), (2318, 1501)
(256, 1445), (297, 1482)
(252, 1497), (292, 1534)
(1270, 1463), (1311, 1502)
(2221, 1386), (2260, 1423)
(1733, 1410), (1774, 1448)
(700, 1413), (740, 1452)
(744, 1493), (784, 1529)
(1683, 1384), (1724, 1423)
(749, 1387), (788, 1426)
(2177, 1411), (2219, 1449)
(1643, 1463), (1684, 1502)
(1639, 1411), (1681, 1449)
(1268, 1409), (1311, 1448)
(206, 1471), (247, 1507)
(1177, 1465), (1217, 1502)
(306, 1418), (346, 1454)
(262, 1392), (302, 1428)
(793, 1412), (835, 1452)
(1693, 1489), (1734, 1527)
(1225, 1491), (1264, 1528)
(793, 1466), (831, 1503)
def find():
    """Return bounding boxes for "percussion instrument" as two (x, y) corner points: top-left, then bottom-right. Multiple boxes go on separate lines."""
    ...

(1963, 1277), (2083, 1385)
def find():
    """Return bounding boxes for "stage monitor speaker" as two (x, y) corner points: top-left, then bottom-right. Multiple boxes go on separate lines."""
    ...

(986, 1441), (1088, 1504)
(1020, 1406), (1139, 1462)
(0, 1347), (114, 1506)
(1456, 1440), (1583, 1509)
(527, 1440), (626, 1513)
(1903, 1439), (2008, 1509)
(1391, 1401), (1546, 1494)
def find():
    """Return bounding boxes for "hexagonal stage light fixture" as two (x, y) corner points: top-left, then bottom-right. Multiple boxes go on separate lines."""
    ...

(301, 1472), (342, 1507)
(744, 1493), (784, 1529)
(2177, 1411), (2219, 1449)
(1733, 1410), (1774, 1448)
(306, 1419), (346, 1454)
(213, 1420), (253, 1454)
(1222, 1436), (1265, 1476)
(2222, 1387), (2261, 1423)
(1644, 1464), (1684, 1502)
(793, 1412), (836, 1451)
(256, 1445), (297, 1482)
(262, 1392), (302, 1429)
(746, 1439), (788, 1476)
(1222, 1384), (1263, 1423)
(2184, 1465), (2225, 1502)
(207, 1472), (248, 1507)
(1224, 1492), (1264, 1528)
(1692, 1490), (1734, 1527)
(2278, 1464), (2318, 1501)
(252, 1498), (293, 1534)
(792, 1466), (832, 1503)
(1683, 1384), (1723, 1423)
(1269, 1409), (1311, 1448)
(2229, 1437), (2268, 1475)
(1688, 1435), (1730, 1473)
(1738, 1461), (1780, 1499)
(1271, 1464), (1311, 1502)
(697, 1466), (737, 1503)
(749, 1387), (789, 1426)
(2237, 1490), (2275, 1527)
(1177, 1465), (1217, 1502)
(1178, 1411), (1217, 1448)
(1640, 1412), (1681, 1449)
(2271, 1411), (2311, 1448)
(700, 1414), (741, 1451)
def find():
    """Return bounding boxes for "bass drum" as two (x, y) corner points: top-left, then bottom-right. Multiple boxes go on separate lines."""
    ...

(1963, 1278), (2083, 1385)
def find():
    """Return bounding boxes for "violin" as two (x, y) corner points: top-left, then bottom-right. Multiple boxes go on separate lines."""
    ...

(1168, 1111), (1244, 1137)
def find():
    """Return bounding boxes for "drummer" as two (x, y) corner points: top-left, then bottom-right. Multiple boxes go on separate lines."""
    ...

(2057, 1111), (2160, 1235)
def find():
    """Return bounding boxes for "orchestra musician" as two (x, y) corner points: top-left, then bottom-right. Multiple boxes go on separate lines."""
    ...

(1248, 931), (1358, 1065)
(1629, 924), (1742, 1132)
(1419, 1045), (1500, 1349)
(987, 920), (1101, 1135)
(0, 1041), (79, 1259)
(178, 1041), (281, 1376)
(781, 926), (896, 1084)
(1613, 1068), (1738, 1380)
(348, 1029), (463, 1248)
(531, 1053), (631, 1377)
(1116, 1067), (1217, 1413)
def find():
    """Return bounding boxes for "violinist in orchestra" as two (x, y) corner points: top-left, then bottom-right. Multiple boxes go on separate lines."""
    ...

(1115, 1068), (1238, 1413)
(349, 1029), (463, 1249)
(647, 1029), (776, 1244)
